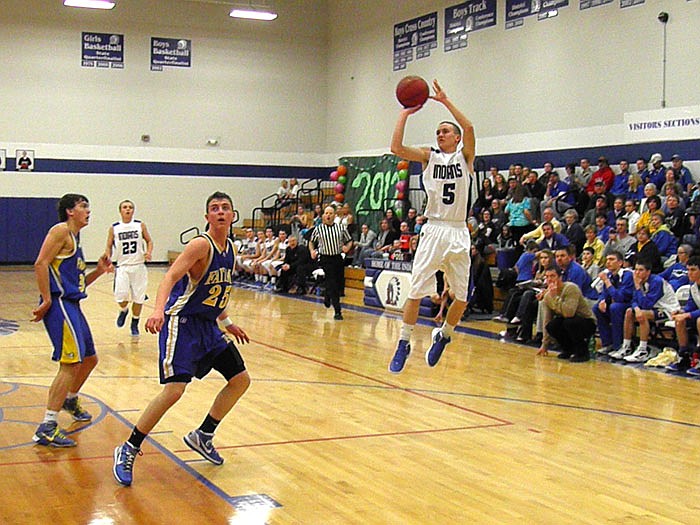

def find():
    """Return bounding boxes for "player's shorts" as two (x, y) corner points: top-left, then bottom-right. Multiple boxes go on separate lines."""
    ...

(408, 220), (471, 302)
(159, 314), (246, 384)
(271, 260), (284, 271)
(43, 297), (96, 364)
(114, 263), (148, 303)
(239, 258), (255, 271)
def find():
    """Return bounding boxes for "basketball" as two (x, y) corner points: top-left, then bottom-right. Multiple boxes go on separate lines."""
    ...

(395, 76), (429, 108)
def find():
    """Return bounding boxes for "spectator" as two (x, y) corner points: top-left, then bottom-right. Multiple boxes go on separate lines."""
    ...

(659, 244), (692, 290)
(236, 229), (262, 280)
(561, 208), (585, 255)
(607, 197), (626, 227)
(474, 209), (499, 254)
(609, 260), (680, 363)
(660, 168), (685, 201)
(555, 245), (592, 297)
(505, 181), (534, 248)
(584, 180), (613, 212)
(671, 154), (694, 195)
(582, 195), (609, 228)
(586, 156), (614, 195)
(538, 222), (569, 251)
(610, 160), (631, 199)
(493, 172), (509, 206)
(369, 218), (399, 259)
(626, 172), (644, 202)
(635, 157), (651, 186)
(574, 158), (594, 190)
(649, 212), (678, 261)
(490, 199), (507, 231)
(493, 241), (540, 323)
(670, 255), (700, 374)
(277, 235), (313, 294)
(637, 195), (662, 233)
(496, 224), (515, 250)
(603, 218), (636, 260)
(538, 161), (556, 187)
(662, 194), (686, 239)
(508, 248), (554, 343)
(353, 223), (377, 267)
(639, 183), (660, 214)
(594, 214), (612, 244)
(540, 171), (573, 218)
(647, 153), (665, 190)
(523, 168), (545, 208)
(626, 226), (663, 274)
(623, 199), (641, 235)
(581, 246), (600, 280)
(475, 178), (494, 216)
(520, 207), (562, 245)
(536, 266), (597, 362)
(384, 208), (401, 233)
(593, 251), (634, 355)
(405, 207), (418, 232)
(583, 225), (605, 267)
(468, 246), (493, 314)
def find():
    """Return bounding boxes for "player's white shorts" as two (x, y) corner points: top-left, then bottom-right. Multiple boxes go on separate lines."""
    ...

(408, 220), (471, 302)
(114, 263), (148, 303)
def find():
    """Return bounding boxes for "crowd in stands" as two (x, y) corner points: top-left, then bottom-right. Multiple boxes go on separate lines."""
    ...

(234, 152), (700, 374)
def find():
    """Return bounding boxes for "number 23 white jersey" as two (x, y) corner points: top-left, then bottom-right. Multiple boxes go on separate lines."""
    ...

(112, 220), (146, 266)
(422, 148), (477, 223)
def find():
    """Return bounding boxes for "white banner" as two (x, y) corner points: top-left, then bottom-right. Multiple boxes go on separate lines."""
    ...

(624, 106), (700, 143)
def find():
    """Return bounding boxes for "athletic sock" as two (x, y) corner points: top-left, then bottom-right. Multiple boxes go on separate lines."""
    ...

(128, 426), (147, 449)
(399, 323), (414, 342)
(441, 322), (456, 339)
(199, 414), (221, 435)
(43, 410), (58, 424)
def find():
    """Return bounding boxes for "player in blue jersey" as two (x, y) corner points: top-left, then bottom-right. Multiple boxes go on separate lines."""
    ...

(32, 194), (113, 447)
(113, 192), (250, 487)
(388, 79), (479, 373)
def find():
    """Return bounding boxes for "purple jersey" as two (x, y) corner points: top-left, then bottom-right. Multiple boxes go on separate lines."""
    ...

(49, 232), (87, 301)
(165, 234), (235, 321)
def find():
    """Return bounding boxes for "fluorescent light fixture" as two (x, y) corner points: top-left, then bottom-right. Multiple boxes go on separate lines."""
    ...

(64, 0), (116, 9)
(229, 2), (277, 21)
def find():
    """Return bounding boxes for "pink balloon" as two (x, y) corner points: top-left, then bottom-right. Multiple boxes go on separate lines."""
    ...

(396, 180), (408, 192)
(330, 170), (339, 181)
(335, 183), (345, 193)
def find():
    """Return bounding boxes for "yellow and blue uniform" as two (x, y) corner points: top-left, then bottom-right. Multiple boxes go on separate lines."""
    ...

(43, 232), (95, 363)
(159, 233), (245, 383)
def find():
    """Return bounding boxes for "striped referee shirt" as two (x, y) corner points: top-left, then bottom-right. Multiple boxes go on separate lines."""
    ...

(310, 222), (352, 256)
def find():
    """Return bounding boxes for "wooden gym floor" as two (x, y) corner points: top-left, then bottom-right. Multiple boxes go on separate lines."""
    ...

(1, 266), (699, 524)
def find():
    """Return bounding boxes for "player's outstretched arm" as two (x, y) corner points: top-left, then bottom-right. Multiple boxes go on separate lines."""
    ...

(431, 79), (475, 168)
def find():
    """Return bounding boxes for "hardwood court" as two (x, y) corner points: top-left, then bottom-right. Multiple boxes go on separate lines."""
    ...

(1, 266), (700, 524)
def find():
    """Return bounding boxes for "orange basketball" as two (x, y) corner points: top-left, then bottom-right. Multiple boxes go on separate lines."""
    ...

(395, 76), (429, 108)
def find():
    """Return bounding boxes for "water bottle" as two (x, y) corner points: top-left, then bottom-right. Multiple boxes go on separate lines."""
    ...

(588, 336), (597, 359)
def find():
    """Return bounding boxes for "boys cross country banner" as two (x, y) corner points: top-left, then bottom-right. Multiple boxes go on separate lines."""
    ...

(151, 37), (192, 71)
(393, 12), (438, 71)
(444, 0), (497, 53)
(81, 32), (124, 69)
(340, 155), (402, 234)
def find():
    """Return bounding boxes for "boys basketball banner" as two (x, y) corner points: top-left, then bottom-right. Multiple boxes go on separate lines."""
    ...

(393, 12), (438, 71)
(81, 32), (124, 69)
(444, 0), (497, 53)
(150, 37), (191, 71)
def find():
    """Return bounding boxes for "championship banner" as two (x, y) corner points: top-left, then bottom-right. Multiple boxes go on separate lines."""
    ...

(444, 0), (496, 53)
(150, 37), (191, 71)
(624, 106), (700, 143)
(505, 0), (533, 29)
(81, 32), (124, 69)
(536, 0), (568, 21)
(393, 12), (438, 71)
(340, 155), (402, 234)
(620, 0), (644, 8)
(579, 0), (613, 10)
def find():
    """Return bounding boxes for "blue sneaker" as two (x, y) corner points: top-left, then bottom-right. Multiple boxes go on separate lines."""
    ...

(183, 429), (224, 465)
(130, 319), (139, 337)
(389, 340), (411, 373)
(687, 366), (700, 377)
(62, 397), (92, 421)
(426, 328), (451, 367)
(116, 310), (128, 328)
(113, 442), (140, 486)
(33, 421), (76, 447)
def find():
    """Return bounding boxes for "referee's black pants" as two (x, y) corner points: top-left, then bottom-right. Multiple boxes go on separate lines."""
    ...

(320, 254), (344, 314)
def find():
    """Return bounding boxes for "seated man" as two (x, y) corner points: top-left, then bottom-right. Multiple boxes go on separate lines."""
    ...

(236, 229), (262, 280)
(537, 266), (597, 362)
(537, 222), (569, 251)
(610, 260), (680, 363)
(669, 255), (700, 374)
(659, 244), (692, 290)
(277, 235), (313, 294)
(593, 251), (634, 355)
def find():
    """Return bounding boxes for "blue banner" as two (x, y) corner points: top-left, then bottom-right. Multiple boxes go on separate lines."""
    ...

(620, 0), (644, 8)
(150, 37), (191, 71)
(444, 0), (496, 53)
(579, 0), (613, 10)
(536, 0), (568, 20)
(81, 32), (124, 69)
(505, 0), (532, 29)
(393, 12), (438, 71)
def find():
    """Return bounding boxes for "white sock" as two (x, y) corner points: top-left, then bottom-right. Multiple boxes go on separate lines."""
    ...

(399, 323), (414, 342)
(66, 392), (77, 400)
(441, 322), (456, 339)
(43, 410), (58, 424)
(638, 341), (648, 351)
(622, 339), (632, 349)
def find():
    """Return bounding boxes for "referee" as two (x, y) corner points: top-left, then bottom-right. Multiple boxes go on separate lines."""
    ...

(309, 205), (353, 320)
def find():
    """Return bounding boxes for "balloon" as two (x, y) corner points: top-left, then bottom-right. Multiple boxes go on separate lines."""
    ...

(334, 193), (345, 203)
(397, 192), (405, 200)
(395, 207), (403, 218)
(396, 180), (408, 192)
(335, 183), (345, 193)
(337, 165), (347, 176)
(397, 160), (409, 171)
(338, 175), (347, 185)
(330, 170), (339, 181)
(398, 169), (408, 180)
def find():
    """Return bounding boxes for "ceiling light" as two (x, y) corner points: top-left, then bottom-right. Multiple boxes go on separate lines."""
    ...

(64, 0), (116, 9)
(229, 2), (277, 21)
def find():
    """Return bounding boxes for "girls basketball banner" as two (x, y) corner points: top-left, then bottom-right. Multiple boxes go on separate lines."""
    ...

(444, 0), (497, 53)
(81, 32), (124, 69)
(150, 37), (192, 71)
(393, 12), (438, 71)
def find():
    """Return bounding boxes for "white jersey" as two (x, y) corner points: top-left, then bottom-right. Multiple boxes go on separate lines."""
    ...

(277, 239), (288, 260)
(112, 220), (147, 266)
(422, 148), (479, 223)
